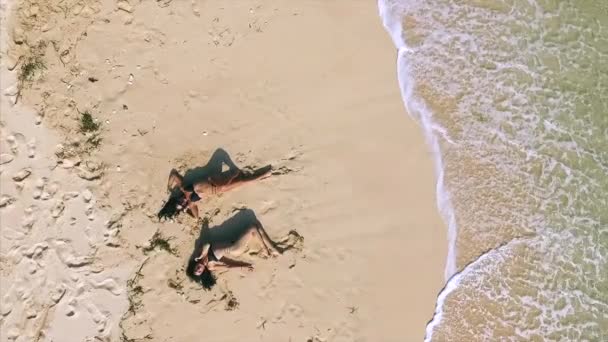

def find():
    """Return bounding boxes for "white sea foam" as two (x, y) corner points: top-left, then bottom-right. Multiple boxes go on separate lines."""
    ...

(377, 0), (458, 280)
(423, 237), (529, 341)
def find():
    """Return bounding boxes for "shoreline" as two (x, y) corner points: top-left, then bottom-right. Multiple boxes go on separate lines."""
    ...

(1, 0), (447, 340)
(377, 0), (457, 281)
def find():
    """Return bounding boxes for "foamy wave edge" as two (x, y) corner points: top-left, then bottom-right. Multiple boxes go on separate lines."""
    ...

(422, 237), (529, 341)
(376, 1), (457, 280)
(376, 0), (459, 338)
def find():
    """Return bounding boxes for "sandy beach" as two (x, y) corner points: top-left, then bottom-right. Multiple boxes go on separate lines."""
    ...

(1, 0), (446, 341)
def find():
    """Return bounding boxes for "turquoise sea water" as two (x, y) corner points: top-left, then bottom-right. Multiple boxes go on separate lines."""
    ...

(378, 0), (608, 340)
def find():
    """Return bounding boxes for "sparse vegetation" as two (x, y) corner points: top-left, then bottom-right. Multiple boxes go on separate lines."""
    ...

(79, 111), (100, 133)
(167, 278), (183, 292)
(125, 258), (148, 315)
(223, 291), (239, 311)
(143, 231), (177, 255)
(86, 134), (102, 148)
(19, 56), (45, 82)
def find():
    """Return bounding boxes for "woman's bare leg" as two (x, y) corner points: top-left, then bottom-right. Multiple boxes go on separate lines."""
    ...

(254, 222), (281, 257)
(206, 148), (240, 176)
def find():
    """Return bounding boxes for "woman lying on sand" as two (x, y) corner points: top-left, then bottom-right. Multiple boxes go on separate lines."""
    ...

(158, 148), (272, 220)
(186, 209), (303, 289)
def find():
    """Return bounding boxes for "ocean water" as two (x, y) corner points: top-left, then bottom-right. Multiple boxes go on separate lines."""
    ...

(377, 0), (608, 340)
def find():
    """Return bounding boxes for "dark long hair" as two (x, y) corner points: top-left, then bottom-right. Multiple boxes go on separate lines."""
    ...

(185, 219), (216, 289)
(157, 187), (185, 221)
(186, 256), (216, 290)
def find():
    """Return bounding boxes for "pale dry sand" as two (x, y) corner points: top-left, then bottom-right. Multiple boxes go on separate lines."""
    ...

(1, 0), (446, 341)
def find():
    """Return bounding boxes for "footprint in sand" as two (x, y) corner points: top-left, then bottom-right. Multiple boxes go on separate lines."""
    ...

(62, 191), (80, 201)
(33, 177), (46, 199)
(6, 134), (19, 154)
(50, 283), (67, 305)
(22, 205), (37, 230)
(51, 200), (65, 218)
(91, 278), (123, 296)
(27, 138), (36, 158)
(0, 194), (16, 207)
(51, 239), (93, 267)
(2, 227), (25, 241)
(82, 189), (93, 203)
(84, 300), (110, 334)
(12, 167), (32, 182)
(65, 296), (77, 317)
(0, 153), (14, 164)
(23, 242), (49, 259)
(1, 288), (15, 316)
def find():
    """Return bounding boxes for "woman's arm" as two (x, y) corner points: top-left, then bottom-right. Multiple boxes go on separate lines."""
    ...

(195, 244), (210, 263)
(208, 257), (253, 271)
(186, 202), (199, 219)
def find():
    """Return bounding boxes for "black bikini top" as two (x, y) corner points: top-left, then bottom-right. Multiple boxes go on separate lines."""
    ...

(191, 191), (201, 202)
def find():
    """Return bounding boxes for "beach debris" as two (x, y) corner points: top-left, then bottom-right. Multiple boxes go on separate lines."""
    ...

(13, 168), (32, 182)
(0, 153), (14, 165)
(88, 77), (98, 83)
(143, 231), (176, 255)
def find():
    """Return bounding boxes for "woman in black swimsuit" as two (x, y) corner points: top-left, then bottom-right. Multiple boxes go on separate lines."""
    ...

(158, 148), (272, 221)
(186, 209), (302, 289)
